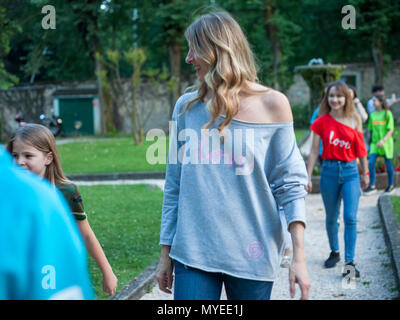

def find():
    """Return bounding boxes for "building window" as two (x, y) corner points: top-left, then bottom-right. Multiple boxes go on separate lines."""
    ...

(341, 74), (356, 87)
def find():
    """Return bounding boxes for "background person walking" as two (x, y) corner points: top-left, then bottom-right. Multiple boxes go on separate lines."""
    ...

(366, 84), (400, 114)
(364, 94), (395, 195)
(306, 81), (369, 279)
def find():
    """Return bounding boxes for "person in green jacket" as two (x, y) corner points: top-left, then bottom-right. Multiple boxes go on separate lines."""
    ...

(364, 94), (395, 195)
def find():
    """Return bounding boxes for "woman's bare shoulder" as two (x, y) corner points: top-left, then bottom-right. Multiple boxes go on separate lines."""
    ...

(261, 89), (293, 123)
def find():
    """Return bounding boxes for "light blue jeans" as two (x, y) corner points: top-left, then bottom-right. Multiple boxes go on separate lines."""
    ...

(319, 160), (361, 263)
(173, 260), (273, 300)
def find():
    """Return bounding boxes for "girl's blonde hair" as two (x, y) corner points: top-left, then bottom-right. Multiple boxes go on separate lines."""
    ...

(183, 11), (269, 141)
(7, 124), (70, 186)
(318, 81), (361, 125)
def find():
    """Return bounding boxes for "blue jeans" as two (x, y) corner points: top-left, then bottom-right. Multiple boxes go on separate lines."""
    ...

(319, 160), (361, 263)
(368, 153), (394, 187)
(173, 260), (273, 300)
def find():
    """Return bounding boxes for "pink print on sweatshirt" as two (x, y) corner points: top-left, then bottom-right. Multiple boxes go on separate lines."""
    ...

(198, 129), (254, 175)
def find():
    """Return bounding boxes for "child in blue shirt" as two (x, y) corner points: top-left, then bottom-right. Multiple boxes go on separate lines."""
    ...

(0, 147), (94, 300)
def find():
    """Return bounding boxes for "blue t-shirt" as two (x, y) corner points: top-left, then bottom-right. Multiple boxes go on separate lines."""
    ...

(310, 108), (323, 156)
(160, 92), (308, 281)
(0, 147), (94, 300)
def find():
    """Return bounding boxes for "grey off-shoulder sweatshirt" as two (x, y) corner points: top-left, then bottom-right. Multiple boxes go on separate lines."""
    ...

(160, 91), (308, 281)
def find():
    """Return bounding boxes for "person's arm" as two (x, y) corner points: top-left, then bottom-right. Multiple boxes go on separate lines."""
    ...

(288, 221), (310, 300)
(77, 219), (118, 296)
(358, 156), (369, 190)
(354, 98), (368, 123)
(156, 95), (187, 294)
(156, 245), (174, 294)
(377, 129), (394, 147)
(354, 119), (370, 190)
(306, 133), (321, 193)
(377, 112), (394, 148)
(265, 91), (310, 300)
(388, 97), (400, 107)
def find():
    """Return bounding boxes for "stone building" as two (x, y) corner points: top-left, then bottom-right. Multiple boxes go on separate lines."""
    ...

(1, 60), (399, 140)
(287, 60), (400, 108)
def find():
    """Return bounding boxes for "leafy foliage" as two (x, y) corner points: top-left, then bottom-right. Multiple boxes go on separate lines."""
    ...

(1, 0), (399, 89)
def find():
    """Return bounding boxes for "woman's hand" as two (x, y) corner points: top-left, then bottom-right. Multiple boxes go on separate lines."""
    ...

(289, 260), (311, 300)
(377, 139), (385, 148)
(306, 178), (312, 193)
(102, 270), (118, 296)
(155, 253), (174, 294)
(361, 174), (370, 190)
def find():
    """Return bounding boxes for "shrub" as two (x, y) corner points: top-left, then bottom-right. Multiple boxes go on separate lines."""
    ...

(292, 103), (312, 129)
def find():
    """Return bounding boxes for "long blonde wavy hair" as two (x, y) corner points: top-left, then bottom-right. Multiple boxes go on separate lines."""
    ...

(183, 11), (268, 142)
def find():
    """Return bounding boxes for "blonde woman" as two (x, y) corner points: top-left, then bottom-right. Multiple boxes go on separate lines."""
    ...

(156, 11), (310, 300)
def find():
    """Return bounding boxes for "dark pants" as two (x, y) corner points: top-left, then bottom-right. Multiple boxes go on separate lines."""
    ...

(173, 260), (274, 300)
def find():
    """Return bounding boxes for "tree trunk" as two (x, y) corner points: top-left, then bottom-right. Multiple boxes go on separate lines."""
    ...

(168, 41), (181, 120)
(265, 0), (282, 90)
(94, 53), (106, 134)
(371, 42), (384, 85)
(131, 67), (142, 145)
(93, 39), (115, 134)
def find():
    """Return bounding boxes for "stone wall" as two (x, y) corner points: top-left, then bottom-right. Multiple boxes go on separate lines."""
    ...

(1, 60), (399, 140)
(286, 74), (310, 107)
(0, 77), (196, 140)
(0, 85), (55, 140)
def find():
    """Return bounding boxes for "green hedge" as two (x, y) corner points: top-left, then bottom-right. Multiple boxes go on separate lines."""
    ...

(292, 103), (312, 129)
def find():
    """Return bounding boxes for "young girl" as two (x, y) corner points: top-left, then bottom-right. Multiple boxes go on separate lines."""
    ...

(306, 81), (369, 279)
(7, 124), (118, 297)
(364, 94), (395, 194)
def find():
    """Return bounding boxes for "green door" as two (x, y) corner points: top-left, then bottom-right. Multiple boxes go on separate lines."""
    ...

(59, 98), (94, 135)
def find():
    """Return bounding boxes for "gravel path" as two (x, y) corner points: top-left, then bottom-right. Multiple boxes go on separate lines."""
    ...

(74, 179), (399, 300)
(74, 179), (166, 190)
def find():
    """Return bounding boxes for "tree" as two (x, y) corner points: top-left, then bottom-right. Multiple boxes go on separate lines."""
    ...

(0, 5), (21, 89)
(3, 0), (399, 126)
(126, 47), (146, 145)
(349, 0), (400, 85)
(137, 0), (204, 119)
(264, 0), (302, 90)
(67, 0), (114, 134)
(217, 0), (302, 91)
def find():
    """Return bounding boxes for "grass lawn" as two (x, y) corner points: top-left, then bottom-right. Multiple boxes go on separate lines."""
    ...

(390, 196), (400, 227)
(58, 137), (168, 174)
(58, 130), (313, 175)
(294, 128), (309, 144)
(78, 184), (164, 300)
